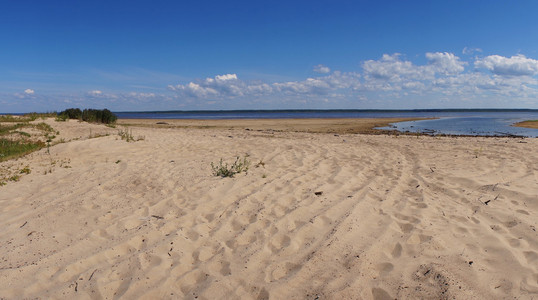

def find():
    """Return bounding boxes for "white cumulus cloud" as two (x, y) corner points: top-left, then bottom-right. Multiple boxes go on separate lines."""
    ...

(362, 53), (424, 81)
(475, 54), (538, 76)
(363, 52), (465, 84)
(426, 52), (466, 75)
(168, 74), (246, 99)
(24, 89), (35, 94)
(313, 64), (331, 74)
(215, 74), (238, 81)
(169, 72), (362, 100)
(462, 47), (482, 55)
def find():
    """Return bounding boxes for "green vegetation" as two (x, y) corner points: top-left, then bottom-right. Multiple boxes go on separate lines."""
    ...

(20, 166), (31, 174)
(0, 139), (45, 162)
(117, 128), (144, 142)
(24, 112), (57, 120)
(8, 175), (20, 182)
(0, 123), (25, 135)
(55, 114), (69, 122)
(0, 116), (56, 162)
(12, 131), (31, 137)
(118, 129), (135, 142)
(211, 156), (250, 177)
(57, 108), (117, 124)
(34, 122), (54, 133)
(58, 108), (82, 119)
(0, 112), (56, 123)
(0, 115), (25, 123)
(81, 108), (117, 124)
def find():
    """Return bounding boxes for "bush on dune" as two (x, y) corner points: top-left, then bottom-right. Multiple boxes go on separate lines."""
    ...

(58, 108), (82, 120)
(57, 108), (117, 124)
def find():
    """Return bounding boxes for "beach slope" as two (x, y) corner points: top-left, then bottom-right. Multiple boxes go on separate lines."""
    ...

(1, 119), (537, 299)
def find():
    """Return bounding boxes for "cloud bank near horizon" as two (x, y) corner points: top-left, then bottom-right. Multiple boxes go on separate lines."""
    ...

(165, 52), (538, 107)
(4, 51), (538, 112)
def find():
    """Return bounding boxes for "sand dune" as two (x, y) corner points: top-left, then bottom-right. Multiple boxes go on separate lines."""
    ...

(1, 119), (537, 299)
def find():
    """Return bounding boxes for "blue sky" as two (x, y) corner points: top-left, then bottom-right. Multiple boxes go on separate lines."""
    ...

(2, 0), (538, 112)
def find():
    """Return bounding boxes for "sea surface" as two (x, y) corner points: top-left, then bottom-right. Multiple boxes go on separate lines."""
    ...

(115, 109), (538, 137)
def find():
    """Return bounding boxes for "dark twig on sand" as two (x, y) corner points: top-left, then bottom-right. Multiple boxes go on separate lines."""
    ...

(89, 269), (97, 281)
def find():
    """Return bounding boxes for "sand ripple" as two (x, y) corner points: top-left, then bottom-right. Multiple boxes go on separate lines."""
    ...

(1, 122), (537, 299)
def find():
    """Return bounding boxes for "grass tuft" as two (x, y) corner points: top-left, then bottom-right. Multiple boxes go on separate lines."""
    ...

(118, 129), (135, 142)
(118, 128), (144, 142)
(211, 156), (250, 177)
(19, 166), (31, 174)
(0, 139), (45, 162)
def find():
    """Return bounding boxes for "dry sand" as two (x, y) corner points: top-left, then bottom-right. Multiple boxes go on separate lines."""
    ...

(1, 118), (537, 299)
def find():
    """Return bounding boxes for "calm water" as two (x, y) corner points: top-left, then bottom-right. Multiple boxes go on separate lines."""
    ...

(115, 109), (538, 137)
(379, 116), (538, 137)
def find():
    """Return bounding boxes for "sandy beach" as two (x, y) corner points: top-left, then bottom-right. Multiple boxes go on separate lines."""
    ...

(1, 118), (537, 299)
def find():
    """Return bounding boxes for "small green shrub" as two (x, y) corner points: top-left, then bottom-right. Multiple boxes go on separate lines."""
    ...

(211, 156), (250, 177)
(55, 114), (69, 122)
(20, 166), (31, 174)
(8, 175), (20, 182)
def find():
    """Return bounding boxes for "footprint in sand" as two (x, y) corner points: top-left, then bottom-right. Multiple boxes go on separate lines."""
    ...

(410, 202), (428, 209)
(267, 262), (301, 282)
(192, 247), (214, 262)
(371, 287), (393, 300)
(269, 234), (291, 253)
(407, 233), (431, 245)
(516, 209), (530, 215)
(397, 222), (415, 233)
(220, 261), (231, 276)
(256, 288), (270, 300)
(391, 243), (402, 258)
(376, 262), (394, 275)
(523, 251), (538, 265)
(394, 212), (420, 224)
